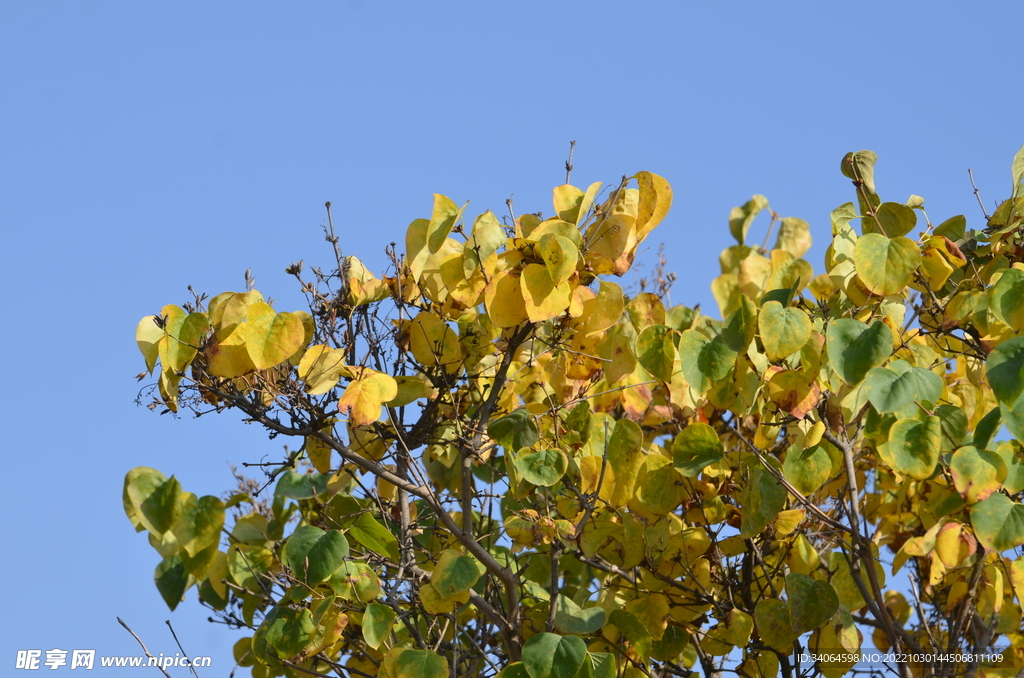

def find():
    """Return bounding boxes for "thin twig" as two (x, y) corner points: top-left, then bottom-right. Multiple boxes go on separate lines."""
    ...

(116, 618), (173, 678)
(565, 140), (576, 184)
(165, 620), (200, 678)
(968, 169), (990, 220)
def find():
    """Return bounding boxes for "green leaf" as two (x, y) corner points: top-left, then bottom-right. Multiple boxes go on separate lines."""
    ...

(989, 268), (1024, 332)
(840, 150), (878, 193)
(785, 573), (839, 634)
(263, 606), (316, 660)
(729, 195), (769, 245)
(865, 360), (943, 413)
(522, 633), (588, 678)
(275, 470), (330, 500)
(782, 443), (834, 496)
(879, 416), (941, 480)
(973, 407), (1002, 450)
(854, 233), (921, 296)
(564, 401), (592, 445)
(431, 549), (484, 598)
(123, 467), (168, 533)
(754, 598), (797, 652)
(635, 325), (678, 382)
(362, 602), (397, 650)
(140, 476), (184, 536)
(936, 404), (969, 452)
(154, 555), (189, 611)
(678, 331), (737, 394)
(831, 202), (858, 232)
(970, 493), (1024, 552)
(396, 650), (448, 678)
(496, 663), (532, 678)
(554, 596), (606, 634)
(933, 215), (966, 241)
(988, 337), (1024, 405)
(347, 512), (399, 561)
(673, 423), (724, 477)
(826, 319), (892, 385)
(515, 448), (569, 487)
(721, 294), (757, 352)
(575, 653), (617, 678)
(488, 409), (540, 452)
(758, 301), (811, 362)
(284, 526), (349, 584)
(172, 494), (225, 557)
(740, 467), (787, 538)
(608, 609), (653, 666)
(875, 202), (917, 238)
(951, 446), (1005, 504)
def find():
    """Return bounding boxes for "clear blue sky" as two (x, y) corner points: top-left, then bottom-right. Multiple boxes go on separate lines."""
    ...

(1, 2), (1020, 675)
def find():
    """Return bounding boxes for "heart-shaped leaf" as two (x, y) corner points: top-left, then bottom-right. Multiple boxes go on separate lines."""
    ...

(786, 573), (839, 634)
(758, 301), (811, 361)
(554, 596), (606, 634)
(826, 319), (892, 385)
(245, 302), (305, 370)
(865, 360), (943, 413)
(522, 633), (588, 678)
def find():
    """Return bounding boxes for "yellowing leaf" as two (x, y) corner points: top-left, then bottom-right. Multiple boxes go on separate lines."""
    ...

(635, 171), (673, 241)
(338, 368), (398, 427)
(409, 312), (463, 372)
(484, 270), (528, 328)
(427, 194), (462, 254)
(245, 303), (305, 370)
(539, 233), (578, 285)
(210, 290), (264, 341)
(463, 211), (506, 277)
(345, 256), (389, 307)
(206, 322), (256, 378)
(521, 264), (572, 323)
(406, 218), (431, 281)
(298, 345), (347, 395)
(136, 316), (163, 374)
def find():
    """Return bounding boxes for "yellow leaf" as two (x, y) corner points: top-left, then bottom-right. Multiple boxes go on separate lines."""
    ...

(921, 246), (955, 290)
(427, 194), (462, 254)
(136, 316), (163, 374)
(521, 264), (572, 323)
(244, 302), (305, 370)
(345, 256), (389, 307)
(583, 188), (639, 275)
(575, 281), (624, 338)
(539, 234), (578, 285)
(210, 290), (264, 341)
(409, 312), (463, 372)
(298, 345), (347, 395)
(579, 455), (616, 504)
(405, 218), (431, 281)
(462, 211), (505, 278)
(390, 375), (434, 407)
(420, 582), (470, 615)
(484, 269), (528, 328)
(206, 322), (256, 378)
(339, 368), (398, 427)
(634, 171), (673, 241)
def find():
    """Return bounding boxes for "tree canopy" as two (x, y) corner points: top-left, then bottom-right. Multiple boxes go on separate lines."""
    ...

(125, 148), (1024, 678)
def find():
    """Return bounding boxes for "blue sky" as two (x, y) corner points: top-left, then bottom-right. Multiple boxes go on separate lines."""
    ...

(1, 2), (1021, 675)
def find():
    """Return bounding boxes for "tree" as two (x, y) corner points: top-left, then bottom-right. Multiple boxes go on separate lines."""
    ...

(124, 149), (1024, 678)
